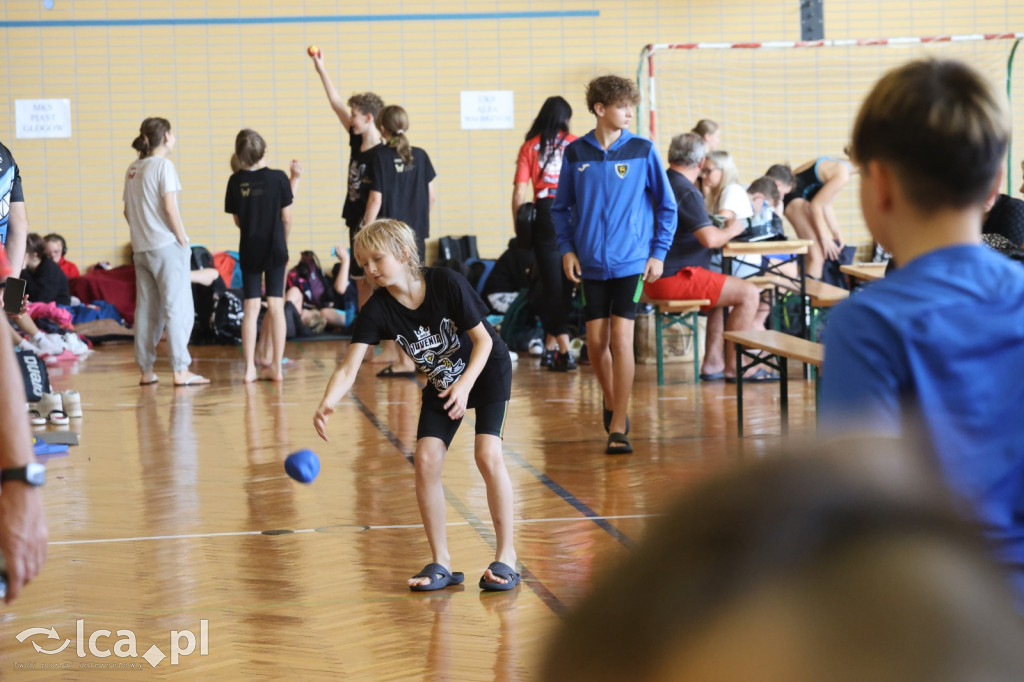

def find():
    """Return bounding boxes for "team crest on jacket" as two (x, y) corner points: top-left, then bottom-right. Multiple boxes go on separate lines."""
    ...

(615, 163), (629, 178)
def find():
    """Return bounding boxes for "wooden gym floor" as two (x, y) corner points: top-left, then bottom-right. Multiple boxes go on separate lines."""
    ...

(2, 339), (816, 679)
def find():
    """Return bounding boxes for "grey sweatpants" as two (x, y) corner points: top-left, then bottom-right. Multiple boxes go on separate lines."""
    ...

(133, 241), (194, 372)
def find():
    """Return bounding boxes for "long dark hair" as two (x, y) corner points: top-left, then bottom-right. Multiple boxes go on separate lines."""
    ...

(524, 96), (572, 160)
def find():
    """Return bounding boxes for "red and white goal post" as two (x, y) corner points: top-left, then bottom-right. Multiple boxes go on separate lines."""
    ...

(637, 33), (1024, 243)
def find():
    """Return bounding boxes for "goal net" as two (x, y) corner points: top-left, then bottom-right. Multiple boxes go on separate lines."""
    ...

(638, 34), (1024, 246)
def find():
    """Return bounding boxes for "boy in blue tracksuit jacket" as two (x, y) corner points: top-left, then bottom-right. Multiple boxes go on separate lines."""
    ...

(551, 75), (677, 455)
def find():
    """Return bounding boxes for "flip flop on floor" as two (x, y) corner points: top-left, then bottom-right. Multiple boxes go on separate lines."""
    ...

(606, 432), (633, 455)
(409, 563), (465, 592)
(48, 409), (70, 426)
(139, 378), (159, 386)
(479, 561), (521, 591)
(725, 369), (780, 384)
(699, 371), (725, 381)
(377, 365), (417, 378)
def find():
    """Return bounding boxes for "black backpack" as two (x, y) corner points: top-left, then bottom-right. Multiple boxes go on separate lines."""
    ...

(190, 245), (214, 271)
(213, 290), (244, 344)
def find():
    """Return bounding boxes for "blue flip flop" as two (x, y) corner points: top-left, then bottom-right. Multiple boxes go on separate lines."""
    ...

(479, 561), (521, 591)
(409, 563), (465, 592)
(726, 369), (780, 384)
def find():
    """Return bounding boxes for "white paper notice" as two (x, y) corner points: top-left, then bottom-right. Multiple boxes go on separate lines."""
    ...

(15, 99), (72, 139)
(460, 91), (514, 130)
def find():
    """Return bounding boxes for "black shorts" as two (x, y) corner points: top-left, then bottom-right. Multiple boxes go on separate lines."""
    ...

(783, 165), (822, 208)
(417, 400), (509, 448)
(347, 225), (364, 278)
(242, 262), (287, 299)
(580, 274), (644, 321)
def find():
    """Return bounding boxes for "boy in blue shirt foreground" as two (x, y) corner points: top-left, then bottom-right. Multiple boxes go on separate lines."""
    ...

(820, 58), (1024, 605)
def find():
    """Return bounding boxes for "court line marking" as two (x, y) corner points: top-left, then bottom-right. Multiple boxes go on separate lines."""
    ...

(48, 515), (659, 546)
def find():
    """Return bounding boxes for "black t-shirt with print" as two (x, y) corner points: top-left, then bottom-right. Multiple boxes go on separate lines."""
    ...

(1, 141), (25, 246)
(224, 167), (293, 272)
(351, 268), (511, 409)
(663, 169), (715, 275)
(366, 145), (437, 240)
(342, 129), (383, 229)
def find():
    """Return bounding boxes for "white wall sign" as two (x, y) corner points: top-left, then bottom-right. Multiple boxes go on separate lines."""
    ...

(460, 91), (514, 130)
(15, 99), (72, 139)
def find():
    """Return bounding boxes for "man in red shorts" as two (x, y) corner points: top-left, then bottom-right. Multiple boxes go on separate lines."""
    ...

(643, 132), (765, 382)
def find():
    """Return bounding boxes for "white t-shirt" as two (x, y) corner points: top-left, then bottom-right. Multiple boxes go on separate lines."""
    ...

(122, 156), (184, 253)
(717, 183), (754, 220)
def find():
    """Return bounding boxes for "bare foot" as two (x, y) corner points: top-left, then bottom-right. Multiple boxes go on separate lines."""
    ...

(260, 368), (283, 382)
(243, 365), (258, 383)
(480, 567), (509, 587)
(480, 556), (518, 589)
(408, 561), (460, 589)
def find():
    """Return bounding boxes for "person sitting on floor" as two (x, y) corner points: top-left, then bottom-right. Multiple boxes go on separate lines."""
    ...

(482, 237), (534, 314)
(21, 232), (70, 306)
(44, 233), (80, 280)
(643, 133), (773, 383)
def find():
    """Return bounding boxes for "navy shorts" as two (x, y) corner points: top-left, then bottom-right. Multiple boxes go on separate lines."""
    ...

(242, 262), (287, 299)
(580, 274), (644, 321)
(417, 400), (509, 448)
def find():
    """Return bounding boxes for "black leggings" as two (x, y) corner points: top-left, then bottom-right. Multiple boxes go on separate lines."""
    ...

(531, 198), (574, 338)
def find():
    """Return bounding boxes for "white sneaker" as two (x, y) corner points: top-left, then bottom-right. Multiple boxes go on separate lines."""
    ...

(62, 333), (90, 356)
(508, 350), (519, 364)
(527, 338), (544, 356)
(35, 333), (65, 357)
(18, 339), (41, 355)
(62, 389), (83, 418)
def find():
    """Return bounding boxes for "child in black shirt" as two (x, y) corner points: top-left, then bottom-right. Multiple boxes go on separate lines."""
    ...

(314, 219), (519, 592)
(224, 128), (295, 383)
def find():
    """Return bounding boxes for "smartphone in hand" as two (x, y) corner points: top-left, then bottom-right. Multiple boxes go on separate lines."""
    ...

(3, 277), (26, 315)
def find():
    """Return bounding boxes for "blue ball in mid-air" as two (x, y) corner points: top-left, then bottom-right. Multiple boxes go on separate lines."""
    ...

(285, 449), (321, 484)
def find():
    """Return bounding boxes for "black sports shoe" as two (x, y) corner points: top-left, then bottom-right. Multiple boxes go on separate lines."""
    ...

(540, 349), (556, 368)
(548, 351), (578, 372)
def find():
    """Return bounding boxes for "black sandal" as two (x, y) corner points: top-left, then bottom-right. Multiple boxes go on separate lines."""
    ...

(605, 432), (633, 455)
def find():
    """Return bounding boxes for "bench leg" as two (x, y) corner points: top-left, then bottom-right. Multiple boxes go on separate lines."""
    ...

(735, 342), (744, 438)
(780, 353), (789, 436)
(690, 311), (700, 384)
(655, 311), (665, 386)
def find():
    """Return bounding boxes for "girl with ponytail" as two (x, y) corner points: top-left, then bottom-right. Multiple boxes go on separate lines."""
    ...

(362, 105), (437, 261)
(361, 105), (438, 376)
(123, 117), (209, 387)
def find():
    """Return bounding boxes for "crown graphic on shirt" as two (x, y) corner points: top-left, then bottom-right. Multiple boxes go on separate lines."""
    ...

(413, 326), (432, 341)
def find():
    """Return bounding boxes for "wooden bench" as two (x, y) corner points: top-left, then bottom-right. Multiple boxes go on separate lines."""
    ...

(641, 296), (711, 385)
(723, 330), (824, 437)
(840, 262), (887, 287)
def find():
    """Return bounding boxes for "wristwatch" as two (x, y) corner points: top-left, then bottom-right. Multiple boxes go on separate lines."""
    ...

(0, 463), (46, 487)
